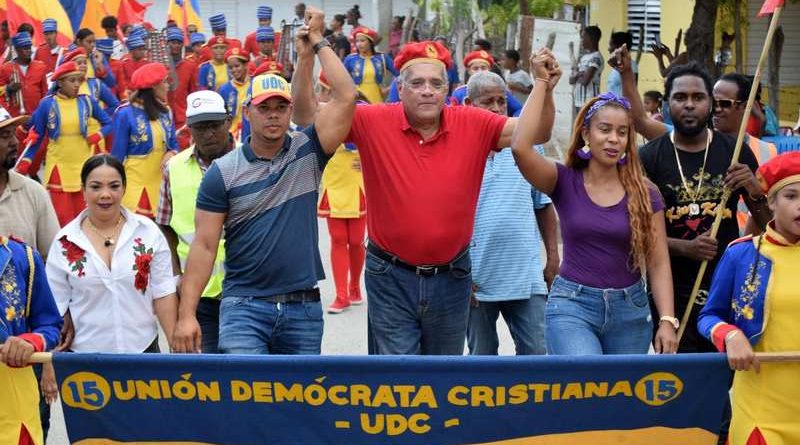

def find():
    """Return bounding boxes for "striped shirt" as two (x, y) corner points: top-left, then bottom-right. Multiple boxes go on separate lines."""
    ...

(196, 126), (328, 298)
(470, 147), (551, 301)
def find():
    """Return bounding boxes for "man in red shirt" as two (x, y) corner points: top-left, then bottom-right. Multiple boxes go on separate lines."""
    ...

(293, 39), (557, 355)
(0, 32), (48, 118)
(33, 19), (63, 73)
(166, 27), (198, 149)
(244, 6), (282, 58)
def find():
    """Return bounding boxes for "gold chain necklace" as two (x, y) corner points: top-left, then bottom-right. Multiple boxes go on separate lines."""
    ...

(670, 128), (712, 216)
(86, 215), (124, 247)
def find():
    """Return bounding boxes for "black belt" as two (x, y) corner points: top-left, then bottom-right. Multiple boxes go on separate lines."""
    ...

(259, 289), (320, 303)
(367, 243), (468, 277)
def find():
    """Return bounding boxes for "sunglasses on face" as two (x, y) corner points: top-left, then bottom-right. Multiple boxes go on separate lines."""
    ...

(714, 99), (744, 109)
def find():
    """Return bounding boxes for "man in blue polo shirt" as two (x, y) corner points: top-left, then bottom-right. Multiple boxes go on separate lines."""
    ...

(171, 7), (356, 354)
(463, 71), (559, 355)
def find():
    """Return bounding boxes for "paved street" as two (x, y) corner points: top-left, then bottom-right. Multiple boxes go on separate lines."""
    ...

(46, 219), (516, 444)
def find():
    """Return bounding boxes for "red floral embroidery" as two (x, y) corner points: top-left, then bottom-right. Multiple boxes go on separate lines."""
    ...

(59, 235), (86, 277)
(132, 237), (153, 293)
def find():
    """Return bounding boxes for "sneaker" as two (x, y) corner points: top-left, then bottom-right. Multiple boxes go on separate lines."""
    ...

(327, 298), (350, 314)
(349, 289), (363, 305)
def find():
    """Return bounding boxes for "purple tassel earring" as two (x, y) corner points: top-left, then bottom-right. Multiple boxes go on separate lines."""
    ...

(577, 146), (592, 160)
(618, 152), (627, 165)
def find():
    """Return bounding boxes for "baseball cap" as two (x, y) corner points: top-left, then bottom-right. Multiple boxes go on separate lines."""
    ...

(248, 74), (292, 106)
(0, 105), (29, 129)
(186, 90), (229, 126)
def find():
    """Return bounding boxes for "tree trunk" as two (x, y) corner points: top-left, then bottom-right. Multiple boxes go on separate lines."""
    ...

(734, 0), (743, 72)
(520, 0), (530, 16)
(376, 0), (393, 52)
(685, 0), (718, 74)
(518, 15), (535, 72)
(768, 25), (784, 117)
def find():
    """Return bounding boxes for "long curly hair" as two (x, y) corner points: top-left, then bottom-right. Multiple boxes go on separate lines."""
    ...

(565, 96), (655, 272)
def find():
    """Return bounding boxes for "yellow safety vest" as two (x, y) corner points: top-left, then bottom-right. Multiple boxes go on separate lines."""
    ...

(167, 147), (226, 298)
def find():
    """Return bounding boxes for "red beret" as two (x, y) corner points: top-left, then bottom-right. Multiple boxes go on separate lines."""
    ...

(352, 26), (378, 42)
(225, 47), (249, 62)
(129, 62), (169, 90)
(252, 60), (283, 77)
(61, 48), (87, 63)
(463, 50), (494, 68)
(393, 40), (453, 72)
(52, 61), (83, 81)
(318, 71), (330, 89)
(757, 152), (800, 196)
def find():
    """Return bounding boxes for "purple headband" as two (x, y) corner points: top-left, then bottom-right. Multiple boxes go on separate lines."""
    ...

(583, 92), (631, 127)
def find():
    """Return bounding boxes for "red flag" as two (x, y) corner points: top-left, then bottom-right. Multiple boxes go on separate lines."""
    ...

(117, 0), (151, 26)
(758, 0), (784, 17)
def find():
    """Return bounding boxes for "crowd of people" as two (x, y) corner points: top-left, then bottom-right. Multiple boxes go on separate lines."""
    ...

(0, 4), (798, 445)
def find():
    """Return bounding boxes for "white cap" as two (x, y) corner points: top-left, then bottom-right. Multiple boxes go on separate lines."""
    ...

(0, 105), (28, 128)
(186, 90), (228, 126)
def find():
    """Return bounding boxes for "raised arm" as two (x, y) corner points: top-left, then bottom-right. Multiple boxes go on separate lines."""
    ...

(291, 24), (317, 127)
(612, 45), (668, 141)
(298, 7), (356, 155)
(509, 49), (560, 195)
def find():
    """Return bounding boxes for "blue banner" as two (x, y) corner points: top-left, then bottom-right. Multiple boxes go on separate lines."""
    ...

(53, 353), (730, 444)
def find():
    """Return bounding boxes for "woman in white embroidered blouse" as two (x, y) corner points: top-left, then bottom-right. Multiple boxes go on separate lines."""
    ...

(45, 155), (178, 353)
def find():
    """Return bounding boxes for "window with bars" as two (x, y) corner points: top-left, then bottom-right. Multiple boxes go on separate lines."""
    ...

(627, 0), (661, 52)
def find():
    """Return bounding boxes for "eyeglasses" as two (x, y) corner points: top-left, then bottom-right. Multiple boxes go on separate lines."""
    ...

(190, 120), (227, 133)
(403, 79), (447, 92)
(714, 99), (744, 109)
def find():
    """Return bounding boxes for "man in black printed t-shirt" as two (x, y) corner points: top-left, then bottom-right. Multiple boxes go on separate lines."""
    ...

(638, 62), (772, 353)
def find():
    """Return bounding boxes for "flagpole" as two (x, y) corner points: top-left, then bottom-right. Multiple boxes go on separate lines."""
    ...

(677, 5), (784, 343)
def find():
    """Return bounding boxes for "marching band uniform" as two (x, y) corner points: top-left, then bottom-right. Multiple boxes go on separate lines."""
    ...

(32, 19), (63, 73)
(199, 14), (242, 64)
(218, 47), (250, 140)
(244, 6), (282, 60)
(197, 36), (230, 91)
(120, 37), (149, 91)
(0, 236), (62, 445)
(699, 152), (800, 445)
(60, 49), (120, 112)
(16, 62), (113, 226)
(0, 33), (49, 118)
(343, 26), (397, 104)
(111, 63), (178, 218)
(97, 39), (128, 100)
(166, 27), (198, 148)
(250, 26), (277, 71)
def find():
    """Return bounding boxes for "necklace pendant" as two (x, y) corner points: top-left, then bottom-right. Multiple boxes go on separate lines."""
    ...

(688, 203), (701, 216)
(104, 239), (114, 247)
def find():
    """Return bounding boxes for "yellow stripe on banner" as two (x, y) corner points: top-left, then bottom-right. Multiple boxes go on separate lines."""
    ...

(464, 427), (717, 445)
(74, 441), (216, 445)
(71, 427), (716, 445)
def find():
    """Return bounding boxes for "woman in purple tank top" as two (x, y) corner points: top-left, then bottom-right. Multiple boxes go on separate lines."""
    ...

(511, 54), (678, 355)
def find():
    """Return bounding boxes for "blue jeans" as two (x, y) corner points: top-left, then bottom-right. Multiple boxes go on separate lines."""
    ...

(545, 275), (652, 355)
(467, 294), (546, 355)
(217, 297), (323, 355)
(365, 249), (472, 355)
(197, 297), (220, 354)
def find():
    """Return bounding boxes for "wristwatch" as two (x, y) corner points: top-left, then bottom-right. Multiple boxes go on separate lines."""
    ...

(312, 39), (331, 54)
(659, 316), (680, 330)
